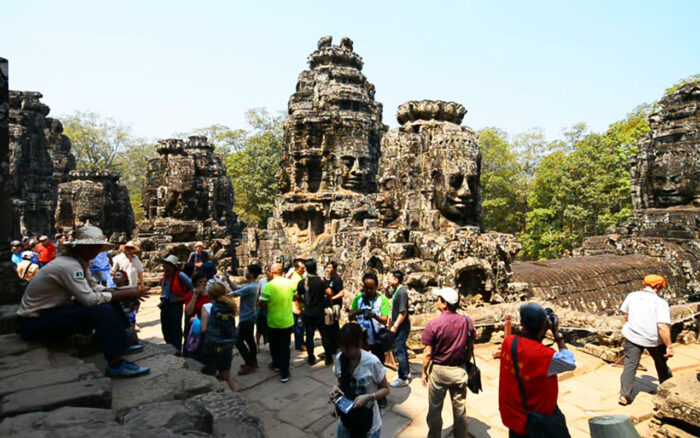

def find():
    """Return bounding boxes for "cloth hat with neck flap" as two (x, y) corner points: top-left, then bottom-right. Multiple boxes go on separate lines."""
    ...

(64, 225), (117, 251)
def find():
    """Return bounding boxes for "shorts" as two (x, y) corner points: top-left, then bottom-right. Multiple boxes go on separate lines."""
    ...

(202, 348), (233, 375)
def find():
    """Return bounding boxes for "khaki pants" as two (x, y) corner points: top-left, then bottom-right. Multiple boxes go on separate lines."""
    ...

(427, 364), (468, 438)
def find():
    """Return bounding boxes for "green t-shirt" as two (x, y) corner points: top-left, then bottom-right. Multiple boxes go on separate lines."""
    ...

(350, 293), (390, 345)
(261, 276), (295, 329)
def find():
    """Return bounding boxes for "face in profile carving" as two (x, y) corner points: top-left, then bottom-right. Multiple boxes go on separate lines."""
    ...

(433, 163), (479, 225)
(650, 160), (696, 207)
(341, 153), (368, 192)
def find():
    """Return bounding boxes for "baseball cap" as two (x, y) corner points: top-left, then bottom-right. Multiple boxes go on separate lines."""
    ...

(432, 287), (459, 305)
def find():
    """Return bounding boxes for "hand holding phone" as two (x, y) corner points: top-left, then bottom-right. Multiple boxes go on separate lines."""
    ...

(334, 396), (354, 414)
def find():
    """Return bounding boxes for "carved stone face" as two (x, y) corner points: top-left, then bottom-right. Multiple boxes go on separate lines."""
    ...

(376, 175), (400, 224)
(432, 162), (479, 225)
(341, 153), (368, 192)
(650, 160), (696, 207)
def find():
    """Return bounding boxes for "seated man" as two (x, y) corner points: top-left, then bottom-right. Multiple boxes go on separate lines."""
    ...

(16, 225), (150, 378)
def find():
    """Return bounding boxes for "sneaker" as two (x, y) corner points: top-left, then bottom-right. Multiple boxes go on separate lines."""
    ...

(390, 376), (409, 387)
(280, 376), (290, 383)
(124, 344), (144, 354)
(106, 360), (149, 378)
(268, 363), (280, 373)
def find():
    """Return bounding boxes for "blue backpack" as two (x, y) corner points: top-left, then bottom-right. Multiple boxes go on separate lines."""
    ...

(202, 302), (237, 353)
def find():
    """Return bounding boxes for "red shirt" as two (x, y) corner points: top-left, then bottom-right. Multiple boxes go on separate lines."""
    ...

(185, 292), (211, 318)
(421, 312), (476, 366)
(499, 334), (558, 435)
(35, 242), (56, 263)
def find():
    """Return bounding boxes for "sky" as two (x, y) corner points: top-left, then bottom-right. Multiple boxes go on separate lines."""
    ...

(2, 1), (699, 142)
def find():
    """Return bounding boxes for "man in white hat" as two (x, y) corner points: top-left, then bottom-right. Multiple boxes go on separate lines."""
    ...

(187, 242), (209, 270)
(421, 288), (476, 438)
(16, 225), (150, 378)
(112, 241), (145, 289)
(159, 255), (193, 353)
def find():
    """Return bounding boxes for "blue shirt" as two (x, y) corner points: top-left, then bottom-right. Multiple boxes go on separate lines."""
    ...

(11, 253), (22, 264)
(161, 271), (193, 302)
(547, 349), (576, 377)
(89, 251), (112, 272)
(231, 282), (258, 322)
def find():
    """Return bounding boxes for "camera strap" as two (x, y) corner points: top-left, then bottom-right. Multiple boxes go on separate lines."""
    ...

(511, 336), (530, 414)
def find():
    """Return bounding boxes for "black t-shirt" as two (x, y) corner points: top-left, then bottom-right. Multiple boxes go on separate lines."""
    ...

(326, 273), (344, 306)
(297, 275), (328, 317)
(392, 285), (410, 331)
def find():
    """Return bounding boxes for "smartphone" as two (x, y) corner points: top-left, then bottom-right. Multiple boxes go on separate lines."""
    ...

(334, 396), (354, 414)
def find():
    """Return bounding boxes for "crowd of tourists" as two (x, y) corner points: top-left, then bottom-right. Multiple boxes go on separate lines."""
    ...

(9, 235), (58, 281)
(10, 224), (677, 438)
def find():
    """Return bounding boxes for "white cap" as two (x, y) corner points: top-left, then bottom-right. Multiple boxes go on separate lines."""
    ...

(432, 287), (459, 305)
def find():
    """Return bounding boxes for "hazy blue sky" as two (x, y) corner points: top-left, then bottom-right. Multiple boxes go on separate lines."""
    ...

(3, 1), (699, 141)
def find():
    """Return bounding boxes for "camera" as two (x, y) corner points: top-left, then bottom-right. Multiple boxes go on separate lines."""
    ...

(363, 308), (372, 319)
(545, 308), (556, 326)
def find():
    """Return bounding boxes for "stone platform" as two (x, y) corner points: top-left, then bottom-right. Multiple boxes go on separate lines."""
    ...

(0, 332), (265, 437)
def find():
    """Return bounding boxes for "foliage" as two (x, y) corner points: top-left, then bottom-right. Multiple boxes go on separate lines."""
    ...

(664, 73), (700, 96)
(478, 128), (527, 234)
(174, 124), (246, 157)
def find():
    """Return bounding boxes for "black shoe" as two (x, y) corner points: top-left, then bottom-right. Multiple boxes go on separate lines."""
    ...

(319, 352), (326, 360)
(308, 356), (317, 366)
(325, 356), (334, 366)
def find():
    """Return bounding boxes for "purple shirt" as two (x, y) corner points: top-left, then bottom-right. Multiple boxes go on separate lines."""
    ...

(422, 311), (476, 366)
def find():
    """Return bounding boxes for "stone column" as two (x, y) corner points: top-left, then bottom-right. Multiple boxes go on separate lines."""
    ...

(0, 58), (23, 305)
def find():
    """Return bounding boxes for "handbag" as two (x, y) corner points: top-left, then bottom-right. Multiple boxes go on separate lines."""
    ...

(463, 315), (482, 394)
(511, 336), (571, 438)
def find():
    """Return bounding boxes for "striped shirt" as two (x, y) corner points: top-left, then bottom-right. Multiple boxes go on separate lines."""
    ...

(422, 311), (476, 366)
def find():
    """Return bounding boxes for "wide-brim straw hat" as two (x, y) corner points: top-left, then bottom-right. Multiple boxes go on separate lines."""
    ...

(194, 241), (205, 249)
(64, 225), (117, 251)
(159, 255), (181, 268)
(121, 240), (140, 253)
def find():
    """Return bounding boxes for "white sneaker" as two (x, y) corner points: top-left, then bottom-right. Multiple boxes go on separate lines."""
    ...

(389, 377), (409, 387)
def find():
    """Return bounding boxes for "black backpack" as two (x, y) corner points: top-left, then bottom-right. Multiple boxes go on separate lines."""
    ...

(202, 302), (237, 353)
(336, 353), (374, 437)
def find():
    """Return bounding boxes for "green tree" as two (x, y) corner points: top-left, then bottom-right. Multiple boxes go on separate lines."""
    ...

(225, 109), (284, 225)
(478, 127), (527, 234)
(61, 111), (132, 171)
(174, 124), (246, 158)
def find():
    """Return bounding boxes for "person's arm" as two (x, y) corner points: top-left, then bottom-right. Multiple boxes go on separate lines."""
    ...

(421, 345), (432, 386)
(658, 323), (673, 358)
(259, 283), (270, 308)
(184, 293), (197, 316)
(348, 295), (360, 321)
(353, 375), (390, 408)
(200, 307), (210, 333)
(465, 336), (474, 362)
(371, 295), (390, 325)
(390, 291), (409, 333)
(547, 314), (577, 376)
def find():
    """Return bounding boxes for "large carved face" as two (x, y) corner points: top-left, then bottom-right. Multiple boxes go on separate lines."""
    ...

(341, 152), (369, 192)
(376, 174), (400, 224)
(432, 159), (479, 225)
(649, 157), (696, 207)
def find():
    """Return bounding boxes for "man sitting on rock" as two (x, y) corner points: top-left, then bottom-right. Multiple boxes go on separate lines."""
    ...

(16, 225), (150, 378)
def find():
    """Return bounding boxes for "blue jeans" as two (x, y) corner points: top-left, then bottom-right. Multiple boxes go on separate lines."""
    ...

(394, 326), (410, 380)
(293, 314), (305, 350)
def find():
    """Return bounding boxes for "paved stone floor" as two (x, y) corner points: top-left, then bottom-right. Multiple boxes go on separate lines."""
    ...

(137, 295), (700, 437)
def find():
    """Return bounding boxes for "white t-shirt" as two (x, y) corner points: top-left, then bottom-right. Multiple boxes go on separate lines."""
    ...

(332, 350), (386, 434)
(620, 287), (671, 347)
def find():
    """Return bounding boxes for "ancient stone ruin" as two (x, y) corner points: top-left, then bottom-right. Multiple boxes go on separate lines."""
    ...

(136, 136), (238, 269)
(55, 170), (135, 242)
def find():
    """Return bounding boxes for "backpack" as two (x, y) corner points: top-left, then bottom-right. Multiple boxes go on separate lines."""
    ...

(202, 302), (237, 353)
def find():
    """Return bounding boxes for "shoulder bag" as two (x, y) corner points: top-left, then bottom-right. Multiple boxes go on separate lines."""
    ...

(511, 336), (571, 438)
(463, 315), (482, 394)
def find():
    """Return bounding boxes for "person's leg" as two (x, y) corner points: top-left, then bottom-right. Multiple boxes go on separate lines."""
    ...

(426, 365), (448, 438)
(620, 339), (643, 399)
(236, 321), (253, 366)
(394, 328), (410, 380)
(303, 314), (316, 363)
(447, 367), (468, 438)
(318, 316), (333, 364)
(648, 344), (673, 384)
(268, 328), (280, 369)
(329, 319), (340, 355)
(293, 314), (305, 350)
(243, 320), (257, 366)
(280, 326), (292, 380)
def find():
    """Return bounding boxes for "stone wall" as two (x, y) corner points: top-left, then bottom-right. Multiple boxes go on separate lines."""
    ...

(55, 170), (135, 241)
(8, 91), (75, 237)
(137, 136), (238, 269)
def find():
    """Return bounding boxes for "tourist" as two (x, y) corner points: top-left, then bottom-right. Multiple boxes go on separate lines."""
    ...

(289, 258), (306, 351)
(34, 235), (57, 268)
(184, 272), (211, 330)
(421, 288), (475, 438)
(324, 261), (344, 356)
(113, 269), (141, 344)
(329, 323), (390, 438)
(10, 240), (23, 265)
(260, 263), (295, 382)
(348, 271), (390, 364)
(21, 237), (39, 265)
(16, 225), (149, 378)
(159, 255), (193, 353)
(15, 251), (39, 281)
(200, 278), (238, 391)
(89, 250), (114, 287)
(256, 264), (272, 347)
(388, 269), (411, 387)
(229, 264), (262, 375)
(618, 274), (673, 406)
(297, 258), (332, 365)
(499, 303), (576, 438)
(111, 241), (145, 289)
(187, 241), (209, 270)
